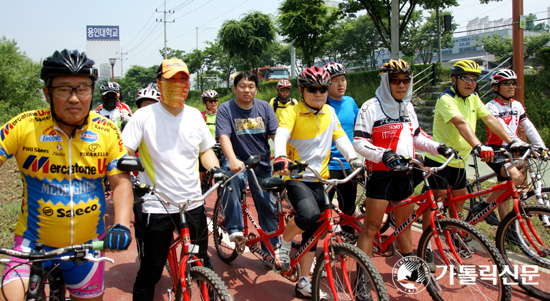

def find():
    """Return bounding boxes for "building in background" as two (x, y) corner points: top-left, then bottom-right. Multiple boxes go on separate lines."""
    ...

(86, 25), (121, 81)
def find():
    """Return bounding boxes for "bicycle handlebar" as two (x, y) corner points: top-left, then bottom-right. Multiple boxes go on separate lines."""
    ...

(0, 241), (112, 264)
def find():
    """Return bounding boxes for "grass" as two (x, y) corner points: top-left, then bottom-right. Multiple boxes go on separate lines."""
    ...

(0, 159), (23, 264)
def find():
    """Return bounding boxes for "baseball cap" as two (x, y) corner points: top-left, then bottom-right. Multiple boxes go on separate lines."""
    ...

(157, 58), (190, 79)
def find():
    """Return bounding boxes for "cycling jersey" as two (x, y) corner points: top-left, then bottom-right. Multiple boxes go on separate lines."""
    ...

(425, 87), (490, 168)
(269, 96), (298, 122)
(95, 102), (132, 130)
(485, 98), (545, 148)
(0, 109), (127, 248)
(353, 97), (440, 171)
(201, 110), (216, 138)
(277, 102), (346, 181)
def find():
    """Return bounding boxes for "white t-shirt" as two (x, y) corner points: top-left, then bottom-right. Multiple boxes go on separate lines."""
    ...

(122, 103), (215, 213)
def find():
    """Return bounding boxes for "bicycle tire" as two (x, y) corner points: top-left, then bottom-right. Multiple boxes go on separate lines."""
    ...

(495, 204), (550, 300)
(311, 242), (389, 301)
(212, 189), (239, 263)
(174, 266), (233, 301)
(523, 186), (550, 206)
(48, 269), (67, 301)
(417, 218), (512, 301)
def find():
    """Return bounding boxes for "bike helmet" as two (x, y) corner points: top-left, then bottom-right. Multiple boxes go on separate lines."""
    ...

(100, 82), (121, 95)
(40, 49), (98, 86)
(135, 84), (161, 108)
(379, 59), (411, 75)
(297, 66), (331, 87)
(324, 62), (347, 77)
(451, 60), (481, 76)
(277, 79), (292, 90)
(491, 69), (517, 85)
(201, 90), (218, 103)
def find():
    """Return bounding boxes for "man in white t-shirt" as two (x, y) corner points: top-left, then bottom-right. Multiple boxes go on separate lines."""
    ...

(122, 58), (222, 301)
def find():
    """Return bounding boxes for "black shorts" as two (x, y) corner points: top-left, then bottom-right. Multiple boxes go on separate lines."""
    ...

(424, 157), (467, 190)
(366, 173), (417, 202)
(485, 145), (511, 181)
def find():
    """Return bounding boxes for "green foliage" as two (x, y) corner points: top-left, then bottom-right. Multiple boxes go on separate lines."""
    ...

(526, 13), (550, 32)
(477, 33), (550, 63)
(0, 37), (46, 124)
(536, 47), (550, 69)
(411, 10), (457, 64)
(278, 0), (342, 66)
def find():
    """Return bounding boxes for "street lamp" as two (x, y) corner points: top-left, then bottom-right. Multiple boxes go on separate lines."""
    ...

(108, 58), (117, 81)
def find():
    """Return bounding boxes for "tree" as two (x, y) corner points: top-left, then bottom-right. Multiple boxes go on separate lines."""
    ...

(218, 11), (275, 71)
(0, 37), (45, 123)
(341, 0), (458, 51)
(526, 13), (549, 32)
(114, 65), (158, 109)
(477, 32), (550, 63)
(410, 10), (457, 64)
(278, 0), (342, 66)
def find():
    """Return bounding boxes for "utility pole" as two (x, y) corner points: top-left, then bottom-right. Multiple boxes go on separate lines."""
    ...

(117, 48), (128, 77)
(512, 0), (524, 105)
(390, 0), (399, 59)
(156, 0), (174, 59)
(436, 8), (442, 63)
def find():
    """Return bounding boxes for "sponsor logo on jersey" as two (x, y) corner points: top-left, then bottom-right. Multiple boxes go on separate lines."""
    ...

(22, 146), (49, 154)
(22, 155), (103, 175)
(56, 204), (99, 218)
(22, 155), (50, 173)
(80, 131), (99, 143)
(0, 123), (14, 141)
(39, 134), (63, 142)
(91, 117), (109, 125)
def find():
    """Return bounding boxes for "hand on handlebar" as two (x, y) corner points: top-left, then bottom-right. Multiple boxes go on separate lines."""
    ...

(273, 156), (292, 176)
(474, 144), (494, 162)
(536, 147), (550, 160)
(506, 138), (530, 155)
(382, 149), (402, 169)
(210, 166), (231, 183)
(349, 158), (363, 170)
(437, 143), (459, 158)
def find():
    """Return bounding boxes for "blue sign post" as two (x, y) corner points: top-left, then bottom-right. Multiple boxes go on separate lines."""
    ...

(86, 26), (120, 41)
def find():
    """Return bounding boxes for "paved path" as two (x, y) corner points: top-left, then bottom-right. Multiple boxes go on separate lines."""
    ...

(102, 191), (539, 300)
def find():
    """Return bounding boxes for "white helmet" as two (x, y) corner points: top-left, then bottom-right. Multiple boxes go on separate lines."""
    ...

(491, 69), (517, 85)
(135, 84), (160, 108)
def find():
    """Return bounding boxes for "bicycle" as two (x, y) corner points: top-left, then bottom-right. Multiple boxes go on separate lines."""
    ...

(442, 148), (550, 300)
(201, 143), (223, 194)
(0, 241), (111, 301)
(132, 166), (237, 301)
(212, 158), (389, 301)
(335, 154), (513, 301)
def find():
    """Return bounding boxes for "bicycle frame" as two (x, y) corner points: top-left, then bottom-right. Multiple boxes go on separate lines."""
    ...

(445, 149), (549, 257)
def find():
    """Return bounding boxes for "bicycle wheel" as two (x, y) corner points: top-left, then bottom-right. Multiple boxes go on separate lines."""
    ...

(175, 266), (233, 301)
(212, 189), (238, 263)
(311, 242), (389, 301)
(379, 212), (395, 233)
(417, 218), (512, 301)
(523, 186), (550, 207)
(496, 204), (550, 300)
(463, 180), (485, 221)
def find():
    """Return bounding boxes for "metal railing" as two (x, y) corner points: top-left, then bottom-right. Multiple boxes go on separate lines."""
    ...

(477, 56), (512, 100)
(413, 63), (437, 95)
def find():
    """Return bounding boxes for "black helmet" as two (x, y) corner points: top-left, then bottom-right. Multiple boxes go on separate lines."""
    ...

(41, 49), (98, 85)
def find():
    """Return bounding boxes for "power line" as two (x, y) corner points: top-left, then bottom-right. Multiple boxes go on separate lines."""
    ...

(453, 17), (550, 34)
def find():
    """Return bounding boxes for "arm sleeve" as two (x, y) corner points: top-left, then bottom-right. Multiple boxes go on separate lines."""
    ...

(413, 127), (440, 155)
(0, 115), (22, 162)
(521, 118), (546, 148)
(273, 128), (291, 158)
(352, 103), (386, 163)
(334, 135), (357, 162)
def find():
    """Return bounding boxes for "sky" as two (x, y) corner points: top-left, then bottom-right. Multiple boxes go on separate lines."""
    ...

(1, 0), (547, 75)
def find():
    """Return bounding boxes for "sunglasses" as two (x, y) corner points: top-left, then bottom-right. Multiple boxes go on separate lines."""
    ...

(305, 86), (328, 94)
(389, 78), (411, 85)
(458, 76), (478, 84)
(279, 88), (291, 92)
(501, 81), (517, 87)
(207, 99), (218, 103)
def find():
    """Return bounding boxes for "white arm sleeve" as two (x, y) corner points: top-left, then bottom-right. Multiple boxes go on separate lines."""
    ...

(273, 127), (291, 158)
(334, 136), (357, 162)
(414, 131), (440, 155)
(353, 137), (386, 163)
(521, 118), (546, 148)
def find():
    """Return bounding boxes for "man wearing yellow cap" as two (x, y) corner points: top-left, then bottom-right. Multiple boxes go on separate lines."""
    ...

(122, 58), (223, 300)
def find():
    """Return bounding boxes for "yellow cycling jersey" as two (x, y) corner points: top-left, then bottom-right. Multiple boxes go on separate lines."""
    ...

(0, 109), (127, 247)
(278, 102), (346, 181)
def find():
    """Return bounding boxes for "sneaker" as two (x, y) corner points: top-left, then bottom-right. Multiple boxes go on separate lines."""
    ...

(472, 202), (500, 226)
(274, 242), (291, 271)
(355, 269), (373, 301)
(425, 250), (436, 273)
(295, 278), (328, 300)
(229, 231), (245, 243)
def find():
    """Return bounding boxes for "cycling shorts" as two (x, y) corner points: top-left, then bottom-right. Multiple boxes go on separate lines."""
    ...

(366, 174), (417, 202)
(1, 235), (105, 298)
(425, 157), (467, 190)
(485, 145), (512, 182)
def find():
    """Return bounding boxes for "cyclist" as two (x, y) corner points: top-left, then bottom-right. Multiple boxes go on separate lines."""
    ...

(94, 81), (132, 130)
(353, 59), (456, 262)
(132, 83), (161, 260)
(273, 66), (362, 298)
(0, 49), (133, 301)
(323, 62), (360, 237)
(424, 60), (528, 232)
(135, 83), (160, 109)
(269, 79), (298, 122)
(201, 89), (219, 138)
(123, 58), (223, 301)
(476, 68), (548, 224)
(215, 71), (279, 249)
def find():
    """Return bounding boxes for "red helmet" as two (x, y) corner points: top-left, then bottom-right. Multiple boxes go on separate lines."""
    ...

(277, 79), (292, 89)
(297, 66), (331, 87)
(491, 69), (517, 85)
